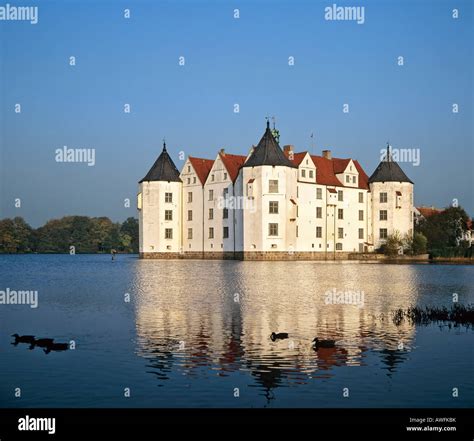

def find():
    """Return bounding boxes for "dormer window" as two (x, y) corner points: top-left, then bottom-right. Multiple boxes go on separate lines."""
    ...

(302, 169), (306, 178)
(352, 176), (356, 183)
(309, 170), (314, 179)
(345, 175), (350, 183)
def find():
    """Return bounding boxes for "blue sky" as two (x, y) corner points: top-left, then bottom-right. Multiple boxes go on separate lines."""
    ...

(0, 0), (472, 227)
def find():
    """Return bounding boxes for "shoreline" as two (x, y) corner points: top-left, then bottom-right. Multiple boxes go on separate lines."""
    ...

(0, 253), (472, 264)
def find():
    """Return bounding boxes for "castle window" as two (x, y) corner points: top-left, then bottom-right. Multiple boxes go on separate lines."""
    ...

(380, 228), (388, 239)
(338, 228), (344, 239)
(137, 192), (142, 210)
(336, 243), (343, 251)
(188, 228), (193, 239)
(316, 207), (322, 218)
(309, 170), (314, 179)
(188, 166), (191, 172)
(193, 177), (196, 184)
(165, 210), (173, 221)
(224, 172), (228, 180)
(380, 210), (388, 221)
(223, 208), (229, 219)
(165, 192), (172, 203)
(188, 210), (192, 221)
(211, 174), (215, 181)
(209, 208), (214, 220)
(359, 192), (364, 203)
(359, 210), (364, 221)
(223, 227), (229, 239)
(296, 226), (299, 237)
(396, 191), (402, 208)
(359, 228), (364, 239)
(209, 189), (214, 201)
(223, 188), (229, 198)
(302, 169), (306, 178)
(316, 227), (322, 238)
(268, 223), (278, 236)
(165, 228), (173, 239)
(380, 192), (388, 203)
(187, 178), (190, 184)
(269, 201), (279, 214)
(269, 180), (279, 193)
(338, 209), (344, 220)
(316, 188), (322, 199)
(188, 192), (193, 203)
(209, 227), (214, 239)
(338, 190), (343, 201)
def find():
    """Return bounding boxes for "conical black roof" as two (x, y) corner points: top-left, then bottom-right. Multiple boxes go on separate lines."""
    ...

(243, 122), (297, 168)
(139, 142), (182, 183)
(369, 146), (413, 184)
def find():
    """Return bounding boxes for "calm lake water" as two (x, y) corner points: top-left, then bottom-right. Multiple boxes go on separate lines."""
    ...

(0, 255), (473, 408)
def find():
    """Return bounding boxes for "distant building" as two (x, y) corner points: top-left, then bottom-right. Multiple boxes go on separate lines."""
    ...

(138, 122), (414, 259)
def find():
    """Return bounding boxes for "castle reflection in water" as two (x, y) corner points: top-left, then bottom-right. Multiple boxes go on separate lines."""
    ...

(130, 261), (418, 398)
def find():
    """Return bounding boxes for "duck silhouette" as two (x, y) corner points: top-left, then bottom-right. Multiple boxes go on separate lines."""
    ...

(11, 334), (35, 345)
(270, 332), (289, 341)
(312, 338), (336, 349)
(43, 342), (69, 354)
(31, 338), (55, 349)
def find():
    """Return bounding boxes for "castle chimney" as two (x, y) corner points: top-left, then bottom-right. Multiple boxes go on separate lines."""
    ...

(322, 149), (332, 160)
(219, 148), (226, 157)
(283, 145), (294, 154)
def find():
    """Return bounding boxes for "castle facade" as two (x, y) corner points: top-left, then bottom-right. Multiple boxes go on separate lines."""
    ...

(138, 122), (414, 260)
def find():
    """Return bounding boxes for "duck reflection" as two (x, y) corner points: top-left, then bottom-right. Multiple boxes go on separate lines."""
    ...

(131, 261), (419, 397)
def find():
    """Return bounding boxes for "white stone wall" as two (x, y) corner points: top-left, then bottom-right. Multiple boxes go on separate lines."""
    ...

(138, 180), (182, 253)
(180, 158), (204, 253)
(370, 181), (414, 248)
(240, 165), (297, 252)
(203, 155), (236, 253)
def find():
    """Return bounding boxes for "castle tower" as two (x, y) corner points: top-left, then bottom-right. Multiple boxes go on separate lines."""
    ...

(137, 142), (182, 258)
(235, 121), (298, 256)
(369, 145), (414, 249)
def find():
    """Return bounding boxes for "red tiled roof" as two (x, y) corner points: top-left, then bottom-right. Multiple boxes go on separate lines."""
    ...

(219, 153), (247, 182)
(417, 206), (443, 218)
(284, 151), (308, 167)
(332, 158), (351, 174)
(310, 155), (342, 187)
(353, 160), (369, 190)
(189, 157), (214, 185)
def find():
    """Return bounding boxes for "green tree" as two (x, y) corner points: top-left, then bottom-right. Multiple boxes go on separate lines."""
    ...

(120, 217), (139, 253)
(417, 206), (469, 249)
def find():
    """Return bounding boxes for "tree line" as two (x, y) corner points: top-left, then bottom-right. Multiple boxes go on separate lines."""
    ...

(0, 216), (139, 254)
(381, 206), (472, 257)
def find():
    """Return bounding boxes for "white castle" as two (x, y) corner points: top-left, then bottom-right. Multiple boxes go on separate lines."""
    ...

(137, 122), (414, 259)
